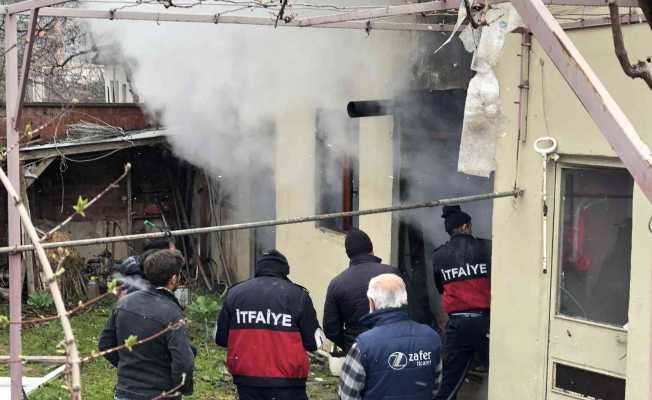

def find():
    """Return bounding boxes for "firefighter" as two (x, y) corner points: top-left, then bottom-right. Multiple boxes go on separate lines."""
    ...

(432, 205), (491, 400)
(215, 249), (322, 400)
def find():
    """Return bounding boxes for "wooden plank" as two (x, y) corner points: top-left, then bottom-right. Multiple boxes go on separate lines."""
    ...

(511, 0), (652, 201)
(0, 356), (66, 364)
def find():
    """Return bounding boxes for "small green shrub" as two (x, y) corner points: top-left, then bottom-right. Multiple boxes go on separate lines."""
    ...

(188, 295), (219, 344)
(27, 291), (54, 311)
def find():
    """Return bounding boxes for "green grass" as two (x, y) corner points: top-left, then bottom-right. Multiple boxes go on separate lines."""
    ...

(0, 293), (338, 399)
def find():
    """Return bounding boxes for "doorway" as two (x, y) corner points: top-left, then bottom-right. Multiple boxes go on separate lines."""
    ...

(394, 90), (494, 398)
(547, 162), (632, 400)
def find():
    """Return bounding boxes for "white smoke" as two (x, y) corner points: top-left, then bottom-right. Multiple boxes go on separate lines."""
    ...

(89, 3), (411, 188)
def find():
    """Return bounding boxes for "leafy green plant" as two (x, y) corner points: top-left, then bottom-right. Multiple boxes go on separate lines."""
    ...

(124, 335), (138, 352)
(188, 295), (219, 345)
(27, 291), (54, 312)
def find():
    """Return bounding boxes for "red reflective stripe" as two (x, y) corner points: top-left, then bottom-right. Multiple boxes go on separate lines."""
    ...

(443, 278), (490, 313)
(226, 329), (309, 379)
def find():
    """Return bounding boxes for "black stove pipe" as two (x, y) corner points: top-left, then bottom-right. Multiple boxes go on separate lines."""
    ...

(346, 99), (393, 118)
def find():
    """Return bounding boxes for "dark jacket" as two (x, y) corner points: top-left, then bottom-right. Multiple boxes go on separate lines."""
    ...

(116, 247), (164, 294)
(115, 255), (150, 295)
(432, 234), (491, 314)
(215, 257), (321, 388)
(323, 254), (397, 352)
(99, 288), (195, 400)
(356, 308), (442, 399)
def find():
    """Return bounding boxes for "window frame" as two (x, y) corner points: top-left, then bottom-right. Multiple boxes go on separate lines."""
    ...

(552, 158), (634, 330)
(314, 108), (359, 234)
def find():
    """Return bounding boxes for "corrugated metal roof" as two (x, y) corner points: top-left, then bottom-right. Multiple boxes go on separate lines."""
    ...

(19, 129), (169, 161)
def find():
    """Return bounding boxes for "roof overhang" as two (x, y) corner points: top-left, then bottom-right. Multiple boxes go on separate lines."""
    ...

(19, 129), (168, 161)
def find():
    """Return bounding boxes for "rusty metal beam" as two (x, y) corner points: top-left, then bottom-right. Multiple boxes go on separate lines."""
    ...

(296, 0), (461, 27)
(293, 0), (640, 27)
(14, 7), (38, 129)
(11, 7), (456, 31)
(511, 0), (652, 201)
(561, 13), (647, 30)
(6, 0), (72, 15)
(4, 12), (23, 400)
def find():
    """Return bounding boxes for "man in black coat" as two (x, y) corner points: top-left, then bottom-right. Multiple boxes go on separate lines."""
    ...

(323, 229), (397, 354)
(99, 249), (195, 400)
(216, 250), (322, 400)
(115, 239), (176, 297)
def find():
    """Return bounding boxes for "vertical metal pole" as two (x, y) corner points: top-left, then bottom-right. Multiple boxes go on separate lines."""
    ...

(4, 12), (23, 400)
(517, 31), (532, 144)
(126, 167), (132, 235)
(15, 8), (39, 128)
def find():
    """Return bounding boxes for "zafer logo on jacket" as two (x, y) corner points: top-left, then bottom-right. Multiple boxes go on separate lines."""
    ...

(388, 352), (408, 370)
(388, 350), (433, 370)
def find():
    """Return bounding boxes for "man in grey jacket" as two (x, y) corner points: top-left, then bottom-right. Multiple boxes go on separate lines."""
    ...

(99, 249), (195, 400)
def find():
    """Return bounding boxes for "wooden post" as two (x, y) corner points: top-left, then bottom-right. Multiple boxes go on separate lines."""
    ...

(21, 170), (36, 295)
(4, 12), (23, 400)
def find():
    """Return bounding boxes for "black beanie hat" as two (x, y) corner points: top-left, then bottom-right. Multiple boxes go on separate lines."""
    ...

(255, 249), (290, 278)
(442, 205), (471, 234)
(345, 229), (373, 258)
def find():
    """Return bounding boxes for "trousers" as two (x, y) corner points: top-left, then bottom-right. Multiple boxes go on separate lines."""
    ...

(435, 314), (489, 400)
(236, 385), (308, 400)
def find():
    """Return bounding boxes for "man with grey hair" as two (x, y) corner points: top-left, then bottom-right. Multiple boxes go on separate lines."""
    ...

(338, 274), (442, 400)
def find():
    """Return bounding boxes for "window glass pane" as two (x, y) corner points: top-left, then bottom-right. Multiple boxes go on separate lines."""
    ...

(558, 167), (633, 326)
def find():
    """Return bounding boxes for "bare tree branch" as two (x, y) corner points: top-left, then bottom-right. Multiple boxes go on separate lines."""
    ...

(81, 319), (187, 364)
(151, 373), (187, 400)
(48, 48), (96, 75)
(609, 0), (652, 89)
(19, 291), (113, 326)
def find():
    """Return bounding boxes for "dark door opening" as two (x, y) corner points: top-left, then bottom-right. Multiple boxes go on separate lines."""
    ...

(395, 90), (493, 398)
(250, 122), (277, 272)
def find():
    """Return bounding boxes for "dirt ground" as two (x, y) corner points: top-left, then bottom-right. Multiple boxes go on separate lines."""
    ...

(456, 371), (489, 400)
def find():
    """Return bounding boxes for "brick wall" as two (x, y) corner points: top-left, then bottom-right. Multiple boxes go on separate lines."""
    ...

(0, 103), (157, 142)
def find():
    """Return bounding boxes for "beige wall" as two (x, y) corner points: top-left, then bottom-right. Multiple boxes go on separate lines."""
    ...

(491, 24), (652, 399)
(274, 111), (396, 322)
(274, 30), (410, 322)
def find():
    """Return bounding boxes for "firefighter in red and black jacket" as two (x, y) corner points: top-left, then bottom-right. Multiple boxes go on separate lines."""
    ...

(215, 250), (322, 400)
(433, 205), (491, 400)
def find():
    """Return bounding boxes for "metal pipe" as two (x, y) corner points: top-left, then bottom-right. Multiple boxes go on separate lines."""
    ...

(4, 12), (23, 400)
(9, 7), (458, 32)
(0, 190), (522, 254)
(517, 31), (532, 144)
(126, 166), (132, 236)
(296, 0), (460, 27)
(347, 100), (393, 118)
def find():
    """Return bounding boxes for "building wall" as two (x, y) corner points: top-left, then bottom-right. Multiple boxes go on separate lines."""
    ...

(0, 103), (154, 142)
(104, 65), (137, 104)
(274, 30), (410, 322)
(491, 24), (652, 399)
